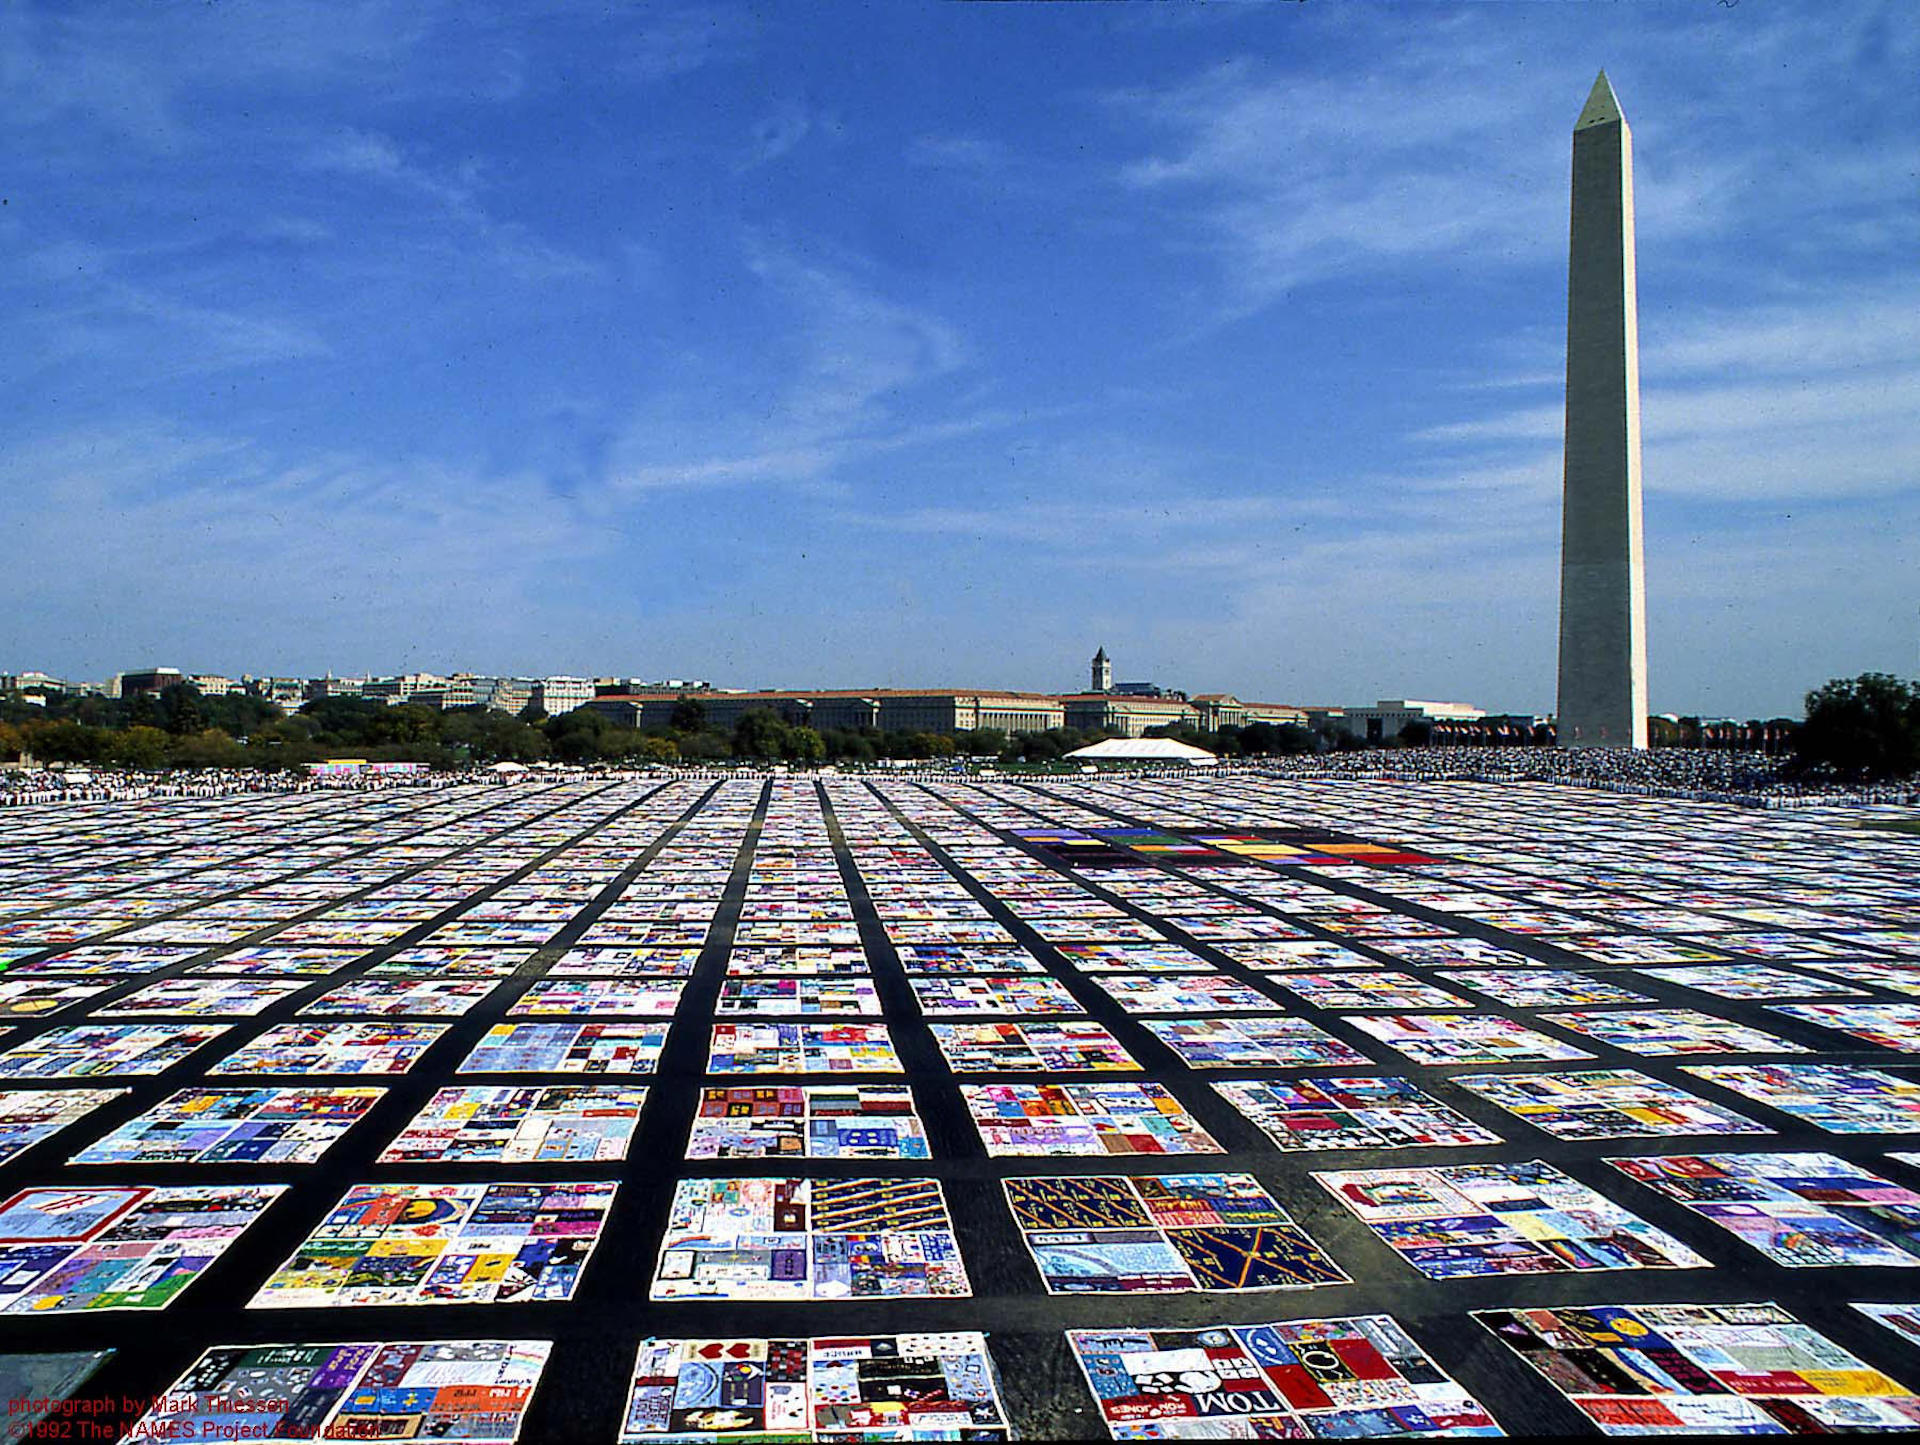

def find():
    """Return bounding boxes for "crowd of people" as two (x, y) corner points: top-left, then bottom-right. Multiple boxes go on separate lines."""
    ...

(1229, 747), (1920, 807)
(0, 767), (463, 808)
(3, 748), (1916, 810)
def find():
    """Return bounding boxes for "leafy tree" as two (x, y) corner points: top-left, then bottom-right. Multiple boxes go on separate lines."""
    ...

(154, 684), (204, 736)
(1268, 724), (1317, 755)
(1794, 673), (1920, 781)
(785, 727), (827, 765)
(822, 729), (878, 763)
(205, 692), (283, 736)
(71, 694), (130, 729)
(440, 709), (549, 763)
(676, 729), (733, 761)
(635, 734), (680, 763)
(168, 728), (248, 768)
(298, 695), (388, 739)
(953, 727), (1007, 757)
(1398, 720), (1433, 747)
(112, 726), (171, 769)
(355, 703), (441, 747)
(0, 720), (22, 760)
(545, 709), (612, 763)
(20, 720), (100, 762)
(670, 697), (708, 733)
(1237, 722), (1277, 754)
(732, 709), (790, 759)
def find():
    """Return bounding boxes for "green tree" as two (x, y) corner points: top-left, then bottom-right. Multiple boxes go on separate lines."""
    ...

(732, 709), (790, 759)
(1398, 720), (1433, 747)
(677, 729), (732, 761)
(785, 727), (827, 765)
(670, 696), (708, 733)
(168, 728), (248, 768)
(1794, 673), (1920, 781)
(157, 684), (208, 736)
(376, 703), (445, 746)
(441, 709), (550, 763)
(112, 726), (171, 769)
(1237, 722), (1277, 755)
(204, 692), (283, 737)
(0, 720), (22, 760)
(635, 734), (681, 763)
(822, 729), (878, 763)
(958, 727), (1006, 757)
(298, 695), (388, 741)
(71, 694), (129, 729)
(21, 720), (103, 763)
(545, 710), (612, 763)
(895, 732), (955, 760)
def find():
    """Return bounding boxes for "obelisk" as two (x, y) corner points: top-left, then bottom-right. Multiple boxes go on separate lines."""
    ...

(1556, 70), (1649, 749)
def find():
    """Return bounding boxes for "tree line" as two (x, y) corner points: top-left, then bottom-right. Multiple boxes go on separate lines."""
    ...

(1, 675), (1915, 780)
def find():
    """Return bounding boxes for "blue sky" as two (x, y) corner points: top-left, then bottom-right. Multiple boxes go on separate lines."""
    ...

(3, 2), (1915, 718)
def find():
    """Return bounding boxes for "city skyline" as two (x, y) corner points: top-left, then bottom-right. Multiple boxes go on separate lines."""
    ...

(5, 4), (1916, 718)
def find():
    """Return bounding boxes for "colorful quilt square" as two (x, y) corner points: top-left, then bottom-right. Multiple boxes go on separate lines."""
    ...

(686, 1085), (931, 1160)
(509, 979), (686, 1017)
(1478, 1302), (1920, 1435)
(618, 1334), (1007, 1442)
(1067, 1318), (1499, 1438)
(73, 1086), (383, 1165)
(716, 978), (882, 1015)
(380, 1085), (646, 1162)
(250, 1180), (616, 1307)
(1548, 1008), (1809, 1056)
(653, 1178), (969, 1301)
(0, 1024), (231, 1079)
(1610, 1152), (1920, 1268)
(929, 1022), (1137, 1072)
(1314, 1161), (1708, 1279)
(214, 1022), (446, 1076)
(0, 1185), (282, 1312)
(1454, 1069), (1769, 1140)
(133, 1340), (551, 1445)
(708, 1024), (903, 1074)
(963, 1083), (1223, 1157)
(1344, 1014), (1594, 1067)
(1277, 971), (1471, 1010)
(1005, 1173), (1346, 1294)
(459, 1022), (666, 1075)
(1683, 1063), (1920, 1134)
(1216, 1076), (1500, 1151)
(1145, 1016), (1371, 1069)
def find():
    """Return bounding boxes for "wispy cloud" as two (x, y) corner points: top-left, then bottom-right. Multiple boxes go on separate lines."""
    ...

(1109, 51), (1567, 317)
(309, 129), (479, 209)
(1, 243), (332, 390)
(1107, 9), (1918, 327)
(1411, 283), (1920, 502)
(1, 422), (618, 675)
(609, 238), (986, 492)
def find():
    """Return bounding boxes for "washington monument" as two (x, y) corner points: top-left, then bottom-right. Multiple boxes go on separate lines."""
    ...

(1556, 71), (1650, 749)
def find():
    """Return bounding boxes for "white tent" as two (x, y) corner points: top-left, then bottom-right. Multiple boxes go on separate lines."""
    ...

(1062, 737), (1218, 766)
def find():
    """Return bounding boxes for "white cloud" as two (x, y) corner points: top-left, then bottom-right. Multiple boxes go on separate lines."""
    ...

(0, 423), (617, 677)
(610, 240), (984, 492)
